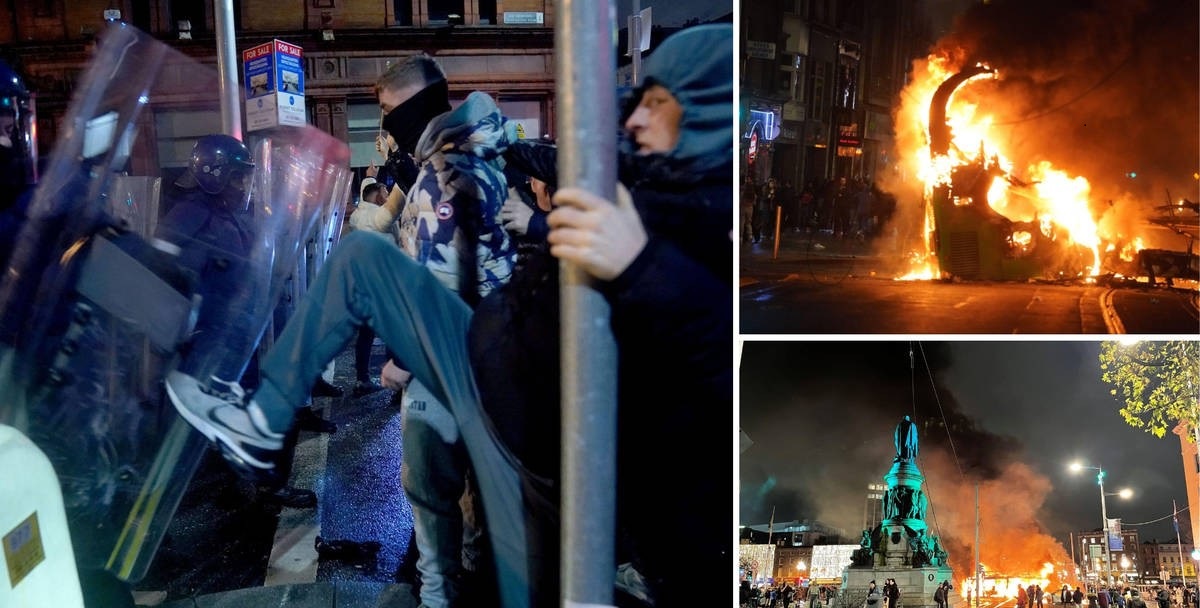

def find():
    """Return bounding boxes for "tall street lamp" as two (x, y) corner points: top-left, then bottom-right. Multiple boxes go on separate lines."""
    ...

(1070, 462), (1133, 588)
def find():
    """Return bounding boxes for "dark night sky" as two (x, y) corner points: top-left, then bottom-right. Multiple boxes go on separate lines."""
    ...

(739, 340), (1190, 569)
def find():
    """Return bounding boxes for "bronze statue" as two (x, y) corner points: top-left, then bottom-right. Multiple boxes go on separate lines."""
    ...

(894, 415), (918, 462)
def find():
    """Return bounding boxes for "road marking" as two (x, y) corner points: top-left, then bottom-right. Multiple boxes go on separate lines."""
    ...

(264, 393), (333, 585)
(1098, 289), (1126, 334)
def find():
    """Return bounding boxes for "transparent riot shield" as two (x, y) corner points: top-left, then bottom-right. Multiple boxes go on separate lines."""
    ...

(0, 23), (350, 583)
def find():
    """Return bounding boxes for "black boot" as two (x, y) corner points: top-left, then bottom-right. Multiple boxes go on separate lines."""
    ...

(259, 485), (317, 509)
(296, 406), (337, 433)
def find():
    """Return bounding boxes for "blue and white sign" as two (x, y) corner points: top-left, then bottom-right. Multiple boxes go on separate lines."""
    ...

(244, 39), (306, 131)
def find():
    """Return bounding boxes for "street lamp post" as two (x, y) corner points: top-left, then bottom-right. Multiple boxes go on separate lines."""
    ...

(1071, 462), (1133, 589)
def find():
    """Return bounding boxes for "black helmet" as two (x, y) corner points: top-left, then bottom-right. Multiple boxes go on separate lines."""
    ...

(188, 134), (254, 195)
(0, 59), (37, 189)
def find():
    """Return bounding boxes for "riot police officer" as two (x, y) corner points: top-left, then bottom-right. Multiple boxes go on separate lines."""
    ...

(0, 59), (38, 271)
(156, 134), (257, 391)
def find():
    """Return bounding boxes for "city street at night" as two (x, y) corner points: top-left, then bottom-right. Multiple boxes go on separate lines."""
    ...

(739, 237), (1199, 334)
(130, 343), (423, 608)
(739, 341), (1196, 597)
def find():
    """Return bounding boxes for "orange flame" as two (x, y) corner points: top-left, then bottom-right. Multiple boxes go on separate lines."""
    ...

(897, 53), (1112, 278)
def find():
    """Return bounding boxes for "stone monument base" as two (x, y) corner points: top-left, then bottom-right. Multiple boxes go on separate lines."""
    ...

(842, 565), (955, 608)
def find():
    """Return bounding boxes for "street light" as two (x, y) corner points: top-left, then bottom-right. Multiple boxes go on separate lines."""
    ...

(1070, 462), (1133, 588)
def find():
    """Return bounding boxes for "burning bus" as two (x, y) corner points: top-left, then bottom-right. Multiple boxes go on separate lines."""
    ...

(891, 54), (1199, 285)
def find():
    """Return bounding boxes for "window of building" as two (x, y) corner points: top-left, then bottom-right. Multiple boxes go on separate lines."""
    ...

(809, 60), (828, 122)
(171, 0), (206, 33)
(427, 0), (465, 25)
(478, 0), (497, 25)
(496, 98), (543, 140)
(347, 101), (387, 172)
(393, 0), (413, 26)
(131, 0), (152, 32)
(34, 0), (57, 18)
(154, 109), (222, 169)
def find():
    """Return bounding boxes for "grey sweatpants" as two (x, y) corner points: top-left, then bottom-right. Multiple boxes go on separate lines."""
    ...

(254, 230), (530, 608)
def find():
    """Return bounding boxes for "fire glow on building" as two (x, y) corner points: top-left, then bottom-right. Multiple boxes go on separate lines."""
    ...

(888, 52), (1184, 282)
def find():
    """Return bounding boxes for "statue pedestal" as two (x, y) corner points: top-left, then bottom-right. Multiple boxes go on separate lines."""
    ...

(843, 565), (954, 608)
(840, 418), (953, 608)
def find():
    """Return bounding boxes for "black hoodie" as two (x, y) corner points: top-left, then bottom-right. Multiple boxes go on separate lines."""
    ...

(468, 23), (733, 607)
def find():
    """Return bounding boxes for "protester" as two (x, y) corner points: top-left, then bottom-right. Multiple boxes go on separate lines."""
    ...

(467, 23), (732, 605)
(164, 22), (731, 608)
(166, 53), (522, 607)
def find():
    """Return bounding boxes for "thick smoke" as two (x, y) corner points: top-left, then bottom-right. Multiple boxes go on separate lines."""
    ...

(879, 0), (1199, 255)
(740, 342), (1073, 581)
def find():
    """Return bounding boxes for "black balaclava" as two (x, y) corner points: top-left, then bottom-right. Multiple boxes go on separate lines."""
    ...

(381, 79), (451, 156)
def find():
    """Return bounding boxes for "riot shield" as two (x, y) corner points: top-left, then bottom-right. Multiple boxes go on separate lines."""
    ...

(0, 23), (351, 583)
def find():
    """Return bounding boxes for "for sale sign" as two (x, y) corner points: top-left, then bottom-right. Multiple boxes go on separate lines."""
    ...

(244, 39), (306, 131)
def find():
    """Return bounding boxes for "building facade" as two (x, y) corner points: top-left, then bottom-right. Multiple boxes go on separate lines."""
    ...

(1139, 541), (1197, 583)
(0, 0), (555, 173)
(739, 0), (934, 190)
(1077, 528), (1142, 585)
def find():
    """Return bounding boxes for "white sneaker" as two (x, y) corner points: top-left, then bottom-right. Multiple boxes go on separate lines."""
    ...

(165, 371), (284, 469)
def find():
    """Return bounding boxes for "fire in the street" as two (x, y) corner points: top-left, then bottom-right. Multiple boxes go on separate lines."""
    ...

(1114, 237), (1145, 263)
(892, 53), (1127, 280)
(959, 564), (1057, 601)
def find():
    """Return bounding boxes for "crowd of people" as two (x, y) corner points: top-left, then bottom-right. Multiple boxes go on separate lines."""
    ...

(1062, 584), (1196, 608)
(160, 22), (733, 608)
(739, 579), (1195, 608)
(0, 15), (733, 608)
(741, 174), (897, 245)
(740, 579), (807, 607)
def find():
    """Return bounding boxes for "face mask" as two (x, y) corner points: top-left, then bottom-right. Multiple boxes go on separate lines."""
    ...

(381, 79), (451, 155)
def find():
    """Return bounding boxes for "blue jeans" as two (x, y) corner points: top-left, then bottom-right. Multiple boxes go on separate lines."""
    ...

(254, 231), (530, 608)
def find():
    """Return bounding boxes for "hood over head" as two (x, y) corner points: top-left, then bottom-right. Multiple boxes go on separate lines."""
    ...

(414, 91), (517, 163)
(622, 23), (732, 177)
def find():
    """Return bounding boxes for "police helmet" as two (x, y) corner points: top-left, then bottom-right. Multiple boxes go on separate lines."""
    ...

(0, 59), (37, 188)
(188, 134), (254, 195)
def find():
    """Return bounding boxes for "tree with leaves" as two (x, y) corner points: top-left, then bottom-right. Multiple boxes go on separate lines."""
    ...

(1099, 341), (1199, 438)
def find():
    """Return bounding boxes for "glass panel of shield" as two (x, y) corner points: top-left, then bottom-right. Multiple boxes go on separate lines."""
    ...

(0, 23), (351, 582)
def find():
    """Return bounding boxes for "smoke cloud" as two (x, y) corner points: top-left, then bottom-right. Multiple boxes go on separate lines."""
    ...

(740, 342), (1073, 583)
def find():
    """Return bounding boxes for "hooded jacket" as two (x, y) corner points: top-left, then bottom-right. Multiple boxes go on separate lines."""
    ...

(398, 91), (518, 305)
(468, 23), (733, 607)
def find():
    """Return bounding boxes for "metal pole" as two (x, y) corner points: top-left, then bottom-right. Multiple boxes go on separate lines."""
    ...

(214, 0), (243, 140)
(1175, 500), (1187, 588)
(630, 0), (642, 85)
(772, 204), (782, 259)
(1075, 534), (1084, 592)
(557, 0), (619, 605)
(1099, 468), (1113, 589)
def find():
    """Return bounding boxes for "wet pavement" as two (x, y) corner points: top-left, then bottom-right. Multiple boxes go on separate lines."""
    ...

(131, 339), (422, 607)
(740, 230), (1200, 334)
